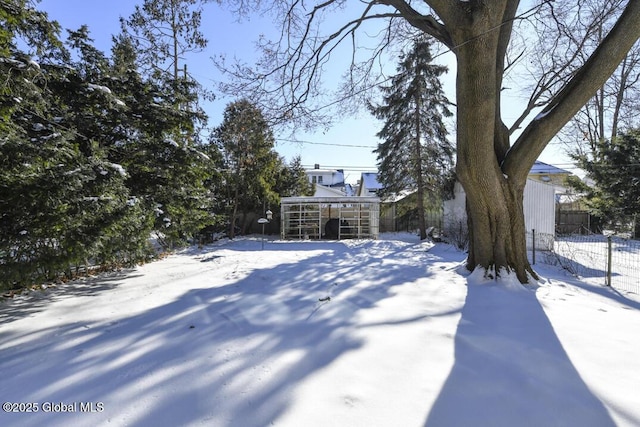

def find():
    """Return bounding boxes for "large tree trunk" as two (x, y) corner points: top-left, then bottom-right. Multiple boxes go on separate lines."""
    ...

(461, 172), (534, 283)
(452, 6), (536, 283)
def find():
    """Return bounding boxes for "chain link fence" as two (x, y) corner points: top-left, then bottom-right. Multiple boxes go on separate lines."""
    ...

(529, 230), (640, 294)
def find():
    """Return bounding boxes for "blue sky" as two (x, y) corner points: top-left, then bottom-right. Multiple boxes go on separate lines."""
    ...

(36, 0), (570, 183)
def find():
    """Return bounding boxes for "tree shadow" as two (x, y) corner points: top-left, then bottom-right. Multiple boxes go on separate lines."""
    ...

(533, 257), (640, 311)
(0, 269), (140, 326)
(424, 281), (616, 427)
(536, 251), (607, 279)
(0, 238), (440, 427)
(610, 237), (640, 254)
(566, 281), (640, 310)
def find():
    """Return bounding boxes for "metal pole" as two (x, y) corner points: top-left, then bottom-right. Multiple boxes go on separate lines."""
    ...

(532, 229), (536, 265)
(262, 201), (266, 249)
(606, 235), (612, 286)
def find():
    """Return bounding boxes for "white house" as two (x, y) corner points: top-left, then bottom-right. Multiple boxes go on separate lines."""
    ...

(357, 172), (383, 197)
(305, 164), (354, 196)
(305, 164), (344, 186)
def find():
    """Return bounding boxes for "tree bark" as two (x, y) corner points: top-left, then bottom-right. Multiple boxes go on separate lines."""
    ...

(229, 184), (239, 239)
(414, 84), (427, 240)
(451, 1), (535, 283)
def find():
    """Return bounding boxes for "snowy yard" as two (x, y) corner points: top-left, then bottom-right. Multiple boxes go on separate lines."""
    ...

(1, 233), (640, 427)
(542, 235), (640, 292)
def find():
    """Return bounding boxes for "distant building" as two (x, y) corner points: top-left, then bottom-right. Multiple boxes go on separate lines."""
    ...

(305, 164), (354, 196)
(528, 160), (572, 192)
(357, 172), (383, 197)
(359, 162), (573, 243)
(281, 165), (379, 239)
(444, 161), (575, 246)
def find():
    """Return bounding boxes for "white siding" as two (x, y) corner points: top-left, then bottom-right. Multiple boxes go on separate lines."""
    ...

(523, 179), (555, 236)
(305, 169), (344, 186)
(443, 182), (466, 226)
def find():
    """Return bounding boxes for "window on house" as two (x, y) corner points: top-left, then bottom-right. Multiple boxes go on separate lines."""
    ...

(312, 176), (317, 184)
(318, 176), (323, 184)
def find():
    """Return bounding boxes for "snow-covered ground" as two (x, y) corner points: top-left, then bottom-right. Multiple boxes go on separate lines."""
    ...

(1, 233), (639, 427)
(547, 235), (640, 293)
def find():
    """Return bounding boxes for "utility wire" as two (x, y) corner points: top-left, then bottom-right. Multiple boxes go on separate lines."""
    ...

(278, 137), (376, 148)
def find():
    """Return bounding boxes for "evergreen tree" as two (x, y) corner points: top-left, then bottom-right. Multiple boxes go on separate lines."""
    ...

(1, 20), (158, 287)
(0, 1), (88, 286)
(48, 26), (160, 267)
(119, 0), (216, 244)
(1, 0), (62, 128)
(369, 38), (453, 240)
(213, 99), (278, 238)
(1, 3), (215, 288)
(569, 129), (640, 235)
(120, 0), (215, 113)
(106, 32), (215, 248)
(276, 155), (314, 197)
(121, 0), (211, 81)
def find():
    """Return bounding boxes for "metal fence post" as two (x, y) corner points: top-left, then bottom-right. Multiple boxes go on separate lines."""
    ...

(532, 229), (536, 265)
(606, 235), (612, 287)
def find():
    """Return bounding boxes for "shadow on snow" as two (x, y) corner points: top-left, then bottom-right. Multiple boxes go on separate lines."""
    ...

(0, 238), (439, 427)
(424, 279), (615, 427)
(0, 238), (619, 427)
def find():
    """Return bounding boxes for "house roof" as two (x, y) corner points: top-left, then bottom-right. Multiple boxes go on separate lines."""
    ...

(359, 161), (569, 195)
(305, 168), (339, 174)
(383, 189), (416, 203)
(361, 172), (383, 190)
(529, 161), (571, 175)
(313, 183), (345, 197)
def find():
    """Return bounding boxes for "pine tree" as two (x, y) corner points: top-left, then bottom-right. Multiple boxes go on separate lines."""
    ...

(118, 0), (217, 244)
(121, 0), (210, 81)
(0, 1), (86, 286)
(106, 32), (214, 248)
(1, 5), (214, 288)
(369, 38), (454, 240)
(276, 155), (314, 197)
(119, 0), (215, 114)
(569, 129), (640, 235)
(213, 99), (278, 238)
(1, 0), (62, 129)
(48, 26), (159, 268)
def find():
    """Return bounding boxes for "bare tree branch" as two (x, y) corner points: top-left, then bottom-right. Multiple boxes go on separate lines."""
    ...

(377, 0), (454, 49)
(216, 1), (418, 128)
(505, 0), (640, 180)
